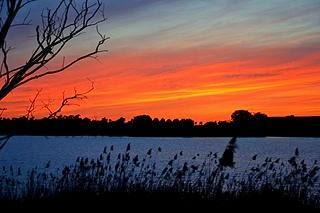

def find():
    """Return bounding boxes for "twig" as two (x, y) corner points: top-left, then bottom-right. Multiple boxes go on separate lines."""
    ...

(0, 0), (108, 101)
(45, 80), (94, 119)
(25, 88), (42, 119)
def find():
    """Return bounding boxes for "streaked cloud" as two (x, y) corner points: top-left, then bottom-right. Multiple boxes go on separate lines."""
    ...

(2, 0), (320, 121)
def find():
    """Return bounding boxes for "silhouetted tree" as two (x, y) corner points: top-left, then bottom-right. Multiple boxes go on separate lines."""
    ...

(25, 89), (42, 119)
(231, 110), (253, 125)
(204, 121), (218, 128)
(218, 121), (231, 128)
(131, 115), (152, 129)
(152, 118), (160, 128)
(165, 119), (173, 128)
(101, 117), (109, 124)
(180, 118), (194, 129)
(112, 117), (126, 128)
(0, 0), (108, 101)
(253, 112), (268, 121)
(159, 118), (166, 128)
(172, 119), (180, 128)
(0, 107), (5, 117)
(43, 81), (94, 119)
(1, 112), (319, 137)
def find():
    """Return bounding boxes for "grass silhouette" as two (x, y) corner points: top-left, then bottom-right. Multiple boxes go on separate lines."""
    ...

(0, 138), (319, 210)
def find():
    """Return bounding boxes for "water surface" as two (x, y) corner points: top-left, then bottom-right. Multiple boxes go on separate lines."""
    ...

(0, 137), (319, 171)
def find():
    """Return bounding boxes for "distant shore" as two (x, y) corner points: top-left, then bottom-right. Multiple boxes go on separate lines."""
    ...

(1, 111), (320, 137)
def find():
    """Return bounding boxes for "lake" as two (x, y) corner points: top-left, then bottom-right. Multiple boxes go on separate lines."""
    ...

(0, 136), (319, 172)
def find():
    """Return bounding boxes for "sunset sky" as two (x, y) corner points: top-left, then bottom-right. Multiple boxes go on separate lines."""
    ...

(1, 0), (320, 121)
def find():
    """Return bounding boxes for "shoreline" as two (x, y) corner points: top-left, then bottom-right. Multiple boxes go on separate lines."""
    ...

(3, 134), (320, 138)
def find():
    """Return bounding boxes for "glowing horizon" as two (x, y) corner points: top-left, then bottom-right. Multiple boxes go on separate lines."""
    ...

(1, 0), (320, 122)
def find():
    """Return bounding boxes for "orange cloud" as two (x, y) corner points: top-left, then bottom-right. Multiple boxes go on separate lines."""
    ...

(2, 44), (320, 121)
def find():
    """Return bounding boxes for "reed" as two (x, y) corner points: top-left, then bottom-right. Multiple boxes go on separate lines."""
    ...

(0, 138), (319, 209)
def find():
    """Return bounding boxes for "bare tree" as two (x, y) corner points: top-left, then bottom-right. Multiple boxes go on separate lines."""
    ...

(0, 107), (6, 117)
(0, 0), (108, 101)
(42, 80), (94, 118)
(0, 82), (94, 151)
(0, 0), (35, 49)
(25, 88), (41, 119)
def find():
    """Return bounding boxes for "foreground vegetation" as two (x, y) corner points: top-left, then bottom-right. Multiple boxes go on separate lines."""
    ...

(0, 138), (319, 210)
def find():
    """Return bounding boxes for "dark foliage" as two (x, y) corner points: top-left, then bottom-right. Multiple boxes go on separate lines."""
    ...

(1, 110), (319, 136)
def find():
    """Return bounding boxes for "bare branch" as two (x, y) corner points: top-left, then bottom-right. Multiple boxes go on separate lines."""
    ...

(0, 107), (6, 117)
(0, 0), (108, 101)
(20, 0), (36, 8)
(46, 80), (94, 119)
(0, 0), (36, 49)
(11, 8), (32, 27)
(0, 42), (12, 84)
(25, 88), (42, 119)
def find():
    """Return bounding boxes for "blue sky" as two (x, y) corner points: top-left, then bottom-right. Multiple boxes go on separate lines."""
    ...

(3, 0), (320, 120)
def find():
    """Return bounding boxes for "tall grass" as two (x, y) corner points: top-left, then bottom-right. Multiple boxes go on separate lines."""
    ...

(0, 138), (319, 208)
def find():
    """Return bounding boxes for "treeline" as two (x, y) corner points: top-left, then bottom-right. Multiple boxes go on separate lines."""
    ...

(0, 110), (319, 137)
